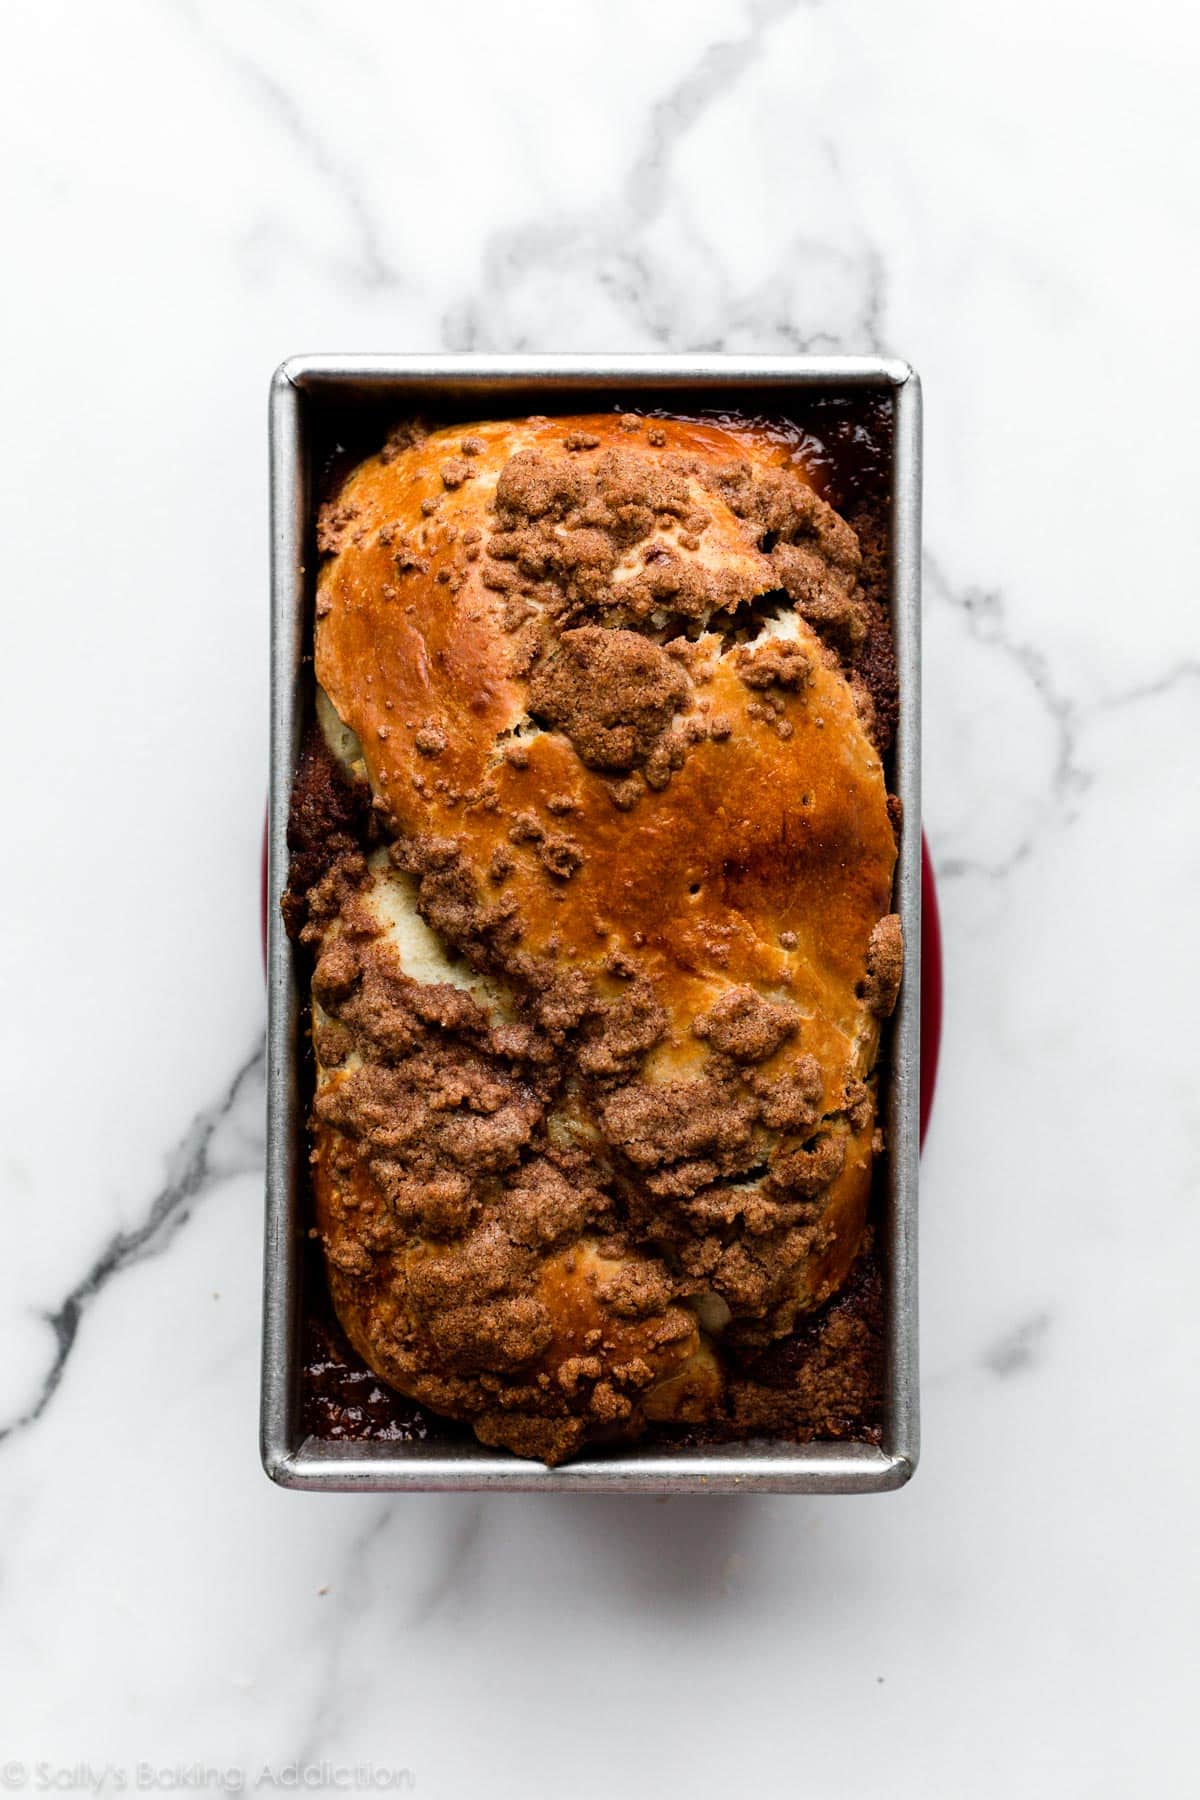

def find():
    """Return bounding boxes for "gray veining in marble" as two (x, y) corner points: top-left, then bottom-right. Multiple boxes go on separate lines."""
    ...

(2, 0), (1197, 1793)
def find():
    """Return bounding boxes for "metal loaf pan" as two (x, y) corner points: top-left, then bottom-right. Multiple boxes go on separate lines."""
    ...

(263, 354), (921, 1494)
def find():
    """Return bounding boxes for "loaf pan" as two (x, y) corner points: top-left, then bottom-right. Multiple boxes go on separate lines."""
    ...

(263, 354), (922, 1493)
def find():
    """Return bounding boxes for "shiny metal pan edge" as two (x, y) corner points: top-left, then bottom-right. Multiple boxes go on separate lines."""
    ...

(263, 354), (921, 1494)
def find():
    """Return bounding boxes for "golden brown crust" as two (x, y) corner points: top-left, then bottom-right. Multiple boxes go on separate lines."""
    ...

(293, 410), (900, 1463)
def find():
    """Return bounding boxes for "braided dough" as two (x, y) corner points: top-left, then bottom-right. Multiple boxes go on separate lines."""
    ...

(290, 411), (900, 1463)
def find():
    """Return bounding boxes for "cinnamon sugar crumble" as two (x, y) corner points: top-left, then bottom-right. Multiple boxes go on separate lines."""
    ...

(414, 721), (448, 758)
(316, 501), (361, 554)
(380, 420), (428, 464)
(527, 628), (689, 775)
(863, 914), (903, 1017)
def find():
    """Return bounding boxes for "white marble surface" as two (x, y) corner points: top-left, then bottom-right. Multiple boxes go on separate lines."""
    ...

(2, 0), (1198, 1793)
